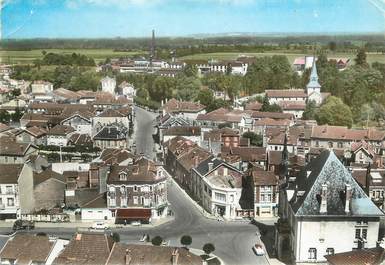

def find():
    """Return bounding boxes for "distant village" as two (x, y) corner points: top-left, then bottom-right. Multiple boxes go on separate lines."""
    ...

(0, 36), (384, 265)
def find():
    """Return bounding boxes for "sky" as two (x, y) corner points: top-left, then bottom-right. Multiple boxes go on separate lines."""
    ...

(2, 0), (385, 39)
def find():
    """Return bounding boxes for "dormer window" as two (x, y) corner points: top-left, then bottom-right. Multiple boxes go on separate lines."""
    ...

(119, 172), (127, 181)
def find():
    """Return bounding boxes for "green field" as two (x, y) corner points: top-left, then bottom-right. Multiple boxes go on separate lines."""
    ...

(180, 51), (385, 65)
(0, 48), (144, 64)
(1, 48), (384, 65)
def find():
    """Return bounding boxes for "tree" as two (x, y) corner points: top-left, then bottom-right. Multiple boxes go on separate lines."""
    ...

(261, 95), (270, 111)
(0, 110), (10, 124)
(354, 48), (368, 67)
(261, 95), (282, 113)
(10, 89), (21, 99)
(151, 236), (163, 246)
(203, 243), (215, 255)
(197, 89), (214, 107)
(328, 41), (337, 52)
(111, 232), (120, 242)
(183, 64), (198, 77)
(302, 100), (317, 120)
(316, 96), (353, 128)
(242, 132), (263, 146)
(136, 88), (149, 100)
(180, 235), (192, 248)
(11, 107), (23, 122)
(149, 76), (174, 101)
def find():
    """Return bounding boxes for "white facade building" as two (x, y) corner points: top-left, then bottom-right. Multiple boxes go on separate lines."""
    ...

(100, 76), (116, 95)
(276, 150), (384, 263)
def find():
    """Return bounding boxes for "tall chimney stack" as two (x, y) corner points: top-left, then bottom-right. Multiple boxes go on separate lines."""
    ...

(320, 184), (328, 213)
(345, 184), (352, 213)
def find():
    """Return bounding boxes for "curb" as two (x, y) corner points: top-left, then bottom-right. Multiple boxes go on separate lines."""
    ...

(167, 175), (218, 221)
(189, 248), (226, 265)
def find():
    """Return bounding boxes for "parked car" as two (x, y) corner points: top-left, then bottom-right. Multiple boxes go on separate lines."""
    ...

(131, 221), (141, 226)
(12, 220), (35, 231)
(253, 244), (265, 256)
(89, 222), (109, 230)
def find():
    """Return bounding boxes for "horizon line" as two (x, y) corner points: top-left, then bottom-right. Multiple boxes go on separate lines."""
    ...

(2, 31), (385, 41)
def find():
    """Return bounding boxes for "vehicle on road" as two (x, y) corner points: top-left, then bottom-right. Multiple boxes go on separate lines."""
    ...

(131, 221), (141, 226)
(89, 222), (109, 230)
(12, 220), (35, 231)
(253, 244), (265, 256)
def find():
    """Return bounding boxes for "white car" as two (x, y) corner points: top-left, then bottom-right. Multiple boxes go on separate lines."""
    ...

(253, 244), (265, 256)
(131, 221), (141, 226)
(90, 222), (109, 230)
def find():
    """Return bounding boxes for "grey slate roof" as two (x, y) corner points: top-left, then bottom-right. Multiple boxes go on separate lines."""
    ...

(306, 60), (321, 89)
(93, 126), (127, 140)
(195, 157), (240, 177)
(289, 150), (383, 217)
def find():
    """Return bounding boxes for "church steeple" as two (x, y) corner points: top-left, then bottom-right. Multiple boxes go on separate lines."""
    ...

(306, 58), (321, 91)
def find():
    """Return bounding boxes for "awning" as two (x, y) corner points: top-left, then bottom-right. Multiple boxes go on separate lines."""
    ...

(115, 208), (151, 221)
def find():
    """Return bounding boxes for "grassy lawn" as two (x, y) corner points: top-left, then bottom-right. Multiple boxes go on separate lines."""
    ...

(180, 51), (385, 65)
(0, 48), (144, 64)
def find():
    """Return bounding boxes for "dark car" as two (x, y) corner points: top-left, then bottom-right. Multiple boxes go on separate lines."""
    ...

(12, 220), (35, 231)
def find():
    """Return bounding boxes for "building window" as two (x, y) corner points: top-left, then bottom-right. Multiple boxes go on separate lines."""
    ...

(215, 192), (226, 202)
(7, 198), (14, 207)
(338, 142), (343, 148)
(315, 141), (319, 147)
(328, 142), (333, 148)
(119, 173), (127, 181)
(362, 229), (367, 240)
(308, 248), (317, 260)
(133, 196), (138, 204)
(355, 228), (361, 239)
(133, 186), (138, 192)
(326, 248), (334, 255)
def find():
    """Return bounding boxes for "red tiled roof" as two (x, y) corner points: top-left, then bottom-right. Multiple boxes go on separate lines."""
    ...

(266, 89), (307, 98)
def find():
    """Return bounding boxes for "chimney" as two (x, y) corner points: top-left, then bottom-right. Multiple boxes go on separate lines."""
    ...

(172, 248), (179, 265)
(208, 162), (214, 172)
(194, 156), (199, 168)
(365, 163), (371, 196)
(320, 184), (328, 214)
(125, 249), (131, 265)
(345, 184), (352, 213)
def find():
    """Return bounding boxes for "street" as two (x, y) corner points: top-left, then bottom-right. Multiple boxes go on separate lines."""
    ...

(0, 106), (269, 265)
(133, 106), (158, 159)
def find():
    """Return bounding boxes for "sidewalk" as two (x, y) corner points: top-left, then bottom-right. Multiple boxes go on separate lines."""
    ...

(189, 248), (225, 265)
(167, 176), (218, 221)
(0, 216), (174, 229)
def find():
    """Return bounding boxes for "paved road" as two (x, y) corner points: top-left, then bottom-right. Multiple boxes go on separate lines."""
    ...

(0, 107), (269, 265)
(133, 106), (158, 159)
(1, 182), (268, 265)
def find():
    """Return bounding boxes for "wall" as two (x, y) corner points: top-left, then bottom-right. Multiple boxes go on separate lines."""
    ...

(17, 164), (34, 214)
(33, 179), (66, 211)
(295, 219), (380, 262)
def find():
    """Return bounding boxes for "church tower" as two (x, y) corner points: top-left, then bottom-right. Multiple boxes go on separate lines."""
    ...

(306, 58), (322, 105)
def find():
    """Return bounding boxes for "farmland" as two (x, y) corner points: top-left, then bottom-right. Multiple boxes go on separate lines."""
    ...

(0, 49), (144, 64)
(1, 48), (384, 66)
(180, 51), (385, 65)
